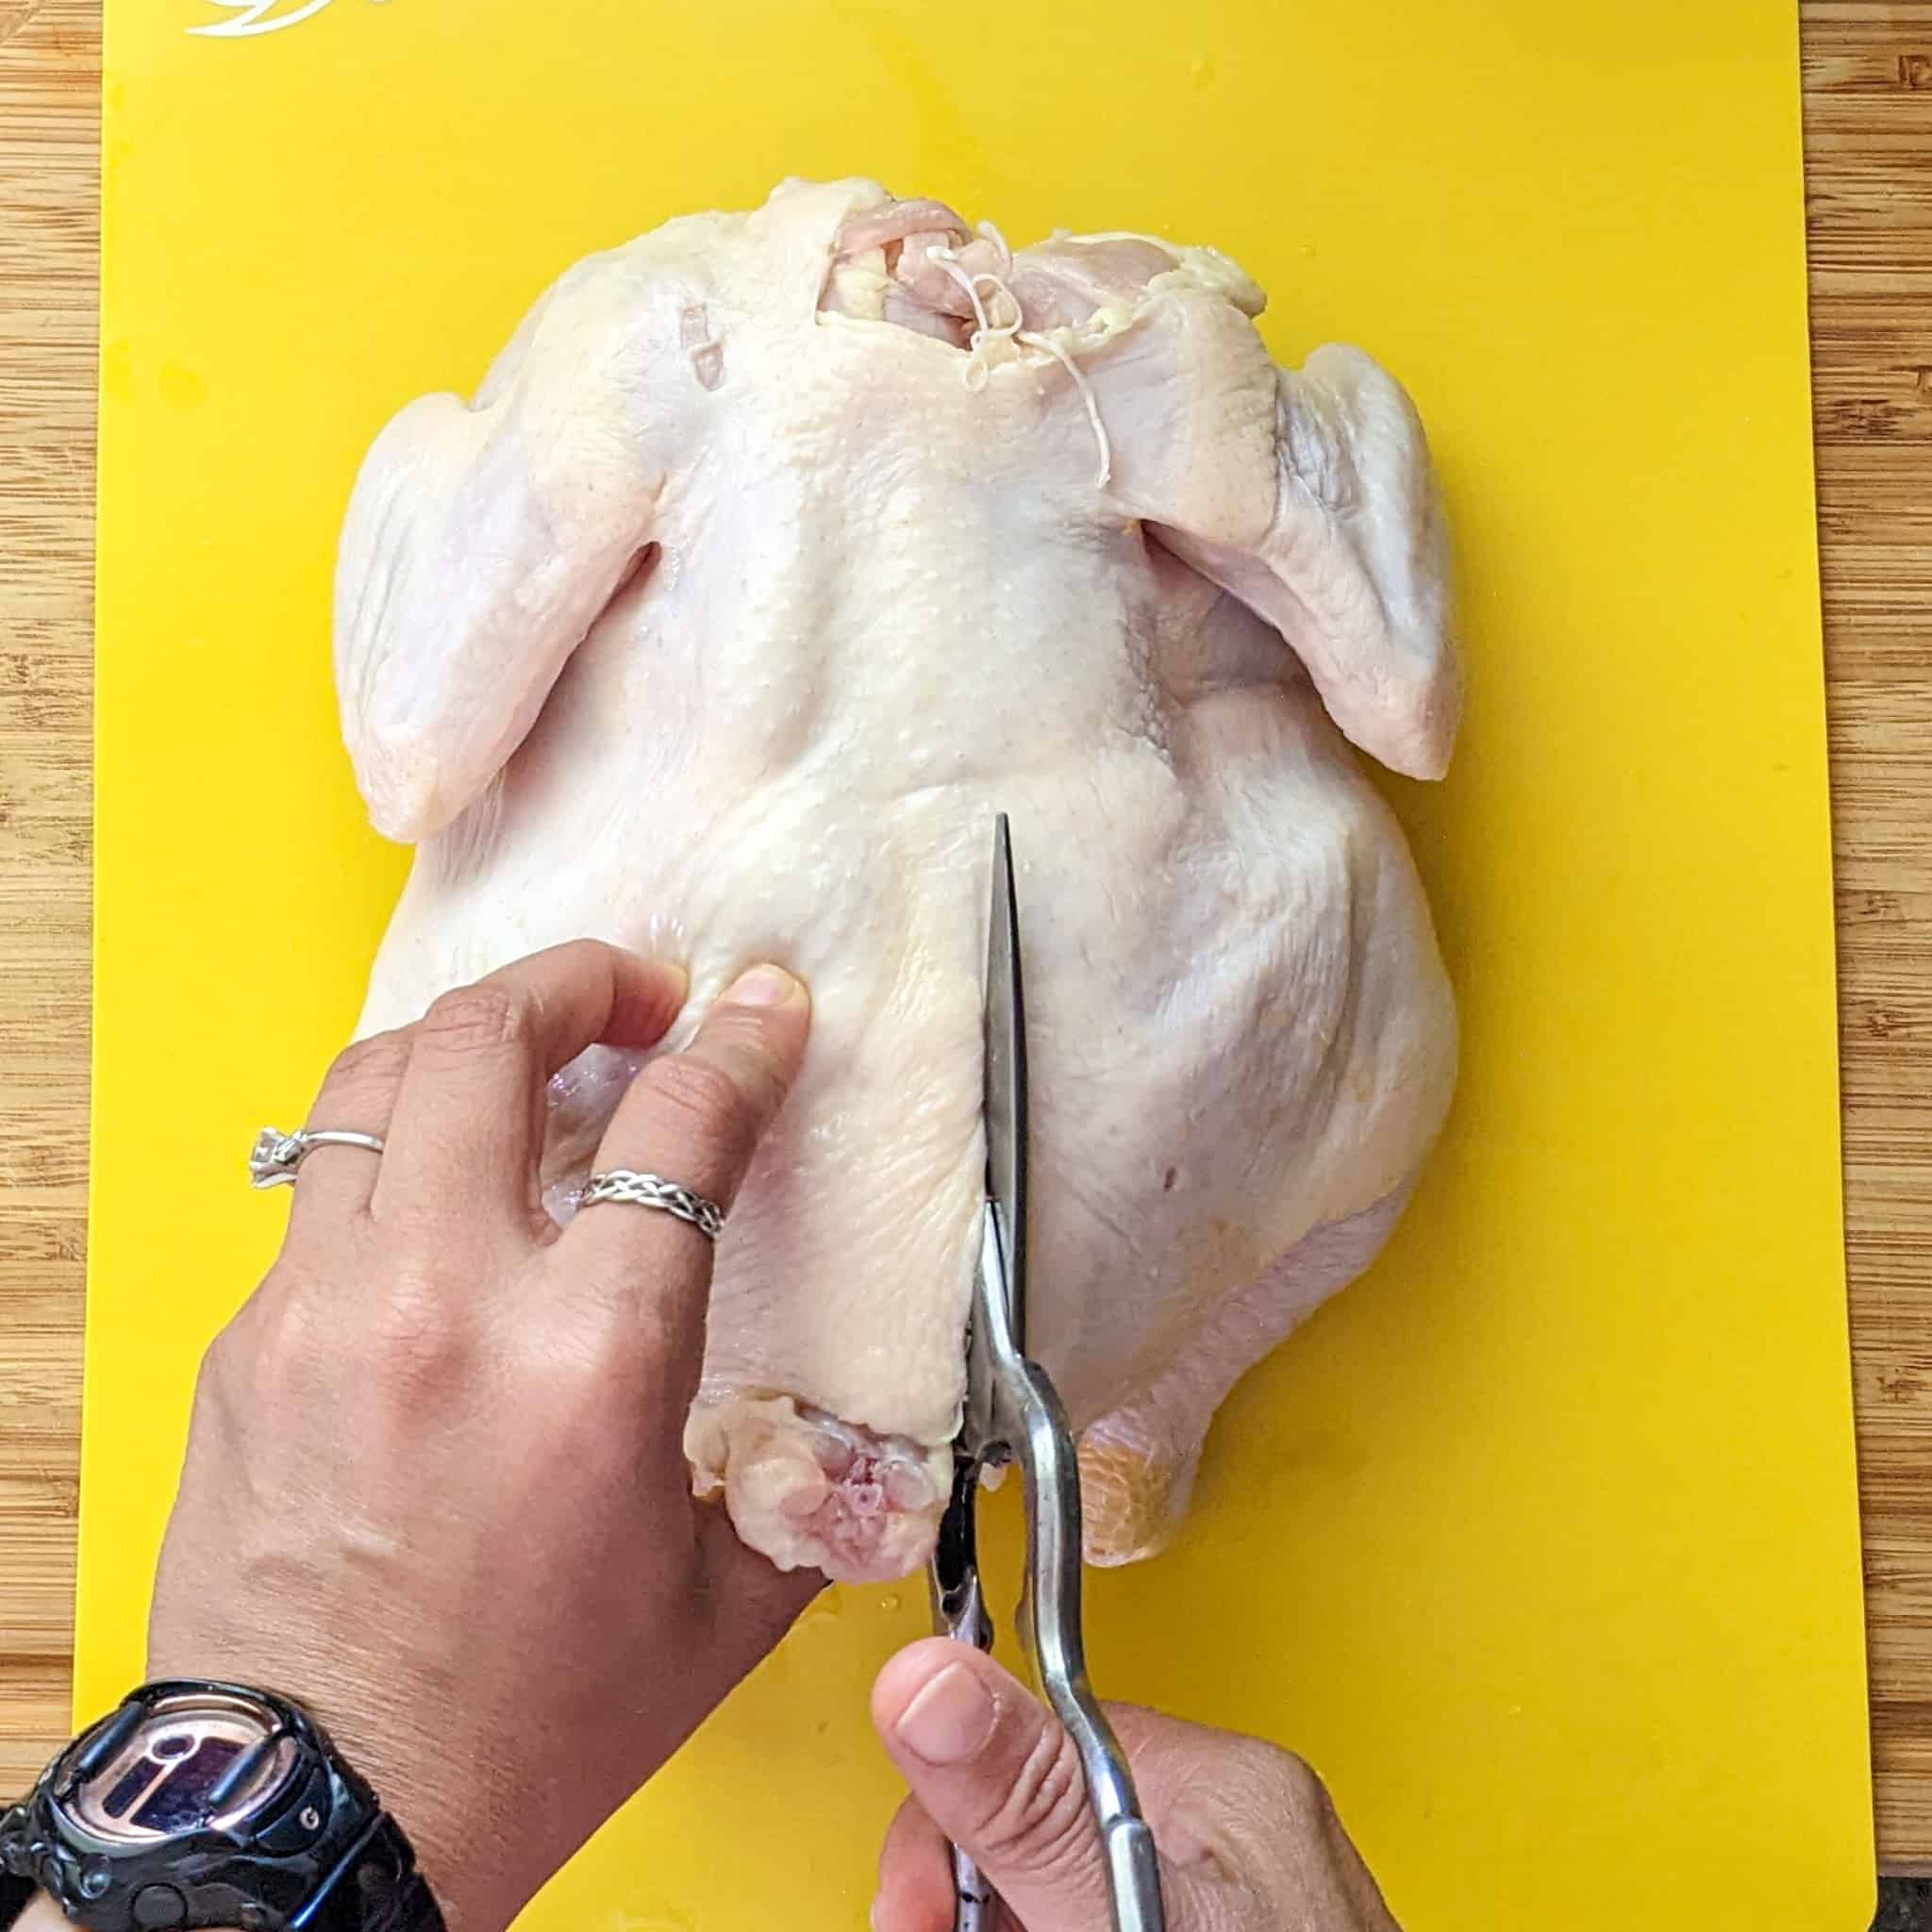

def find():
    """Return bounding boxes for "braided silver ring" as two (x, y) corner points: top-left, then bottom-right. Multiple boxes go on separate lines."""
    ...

(579, 1169), (726, 1241)
(249, 1125), (386, 1190)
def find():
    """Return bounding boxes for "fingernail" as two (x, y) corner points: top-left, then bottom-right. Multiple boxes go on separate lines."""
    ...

(723, 963), (804, 1008)
(868, 1900), (888, 1932)
(894, 1661), (996, 1766)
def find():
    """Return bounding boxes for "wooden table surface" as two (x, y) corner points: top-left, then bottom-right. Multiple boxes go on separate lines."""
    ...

(4, 0), (1931, 1870)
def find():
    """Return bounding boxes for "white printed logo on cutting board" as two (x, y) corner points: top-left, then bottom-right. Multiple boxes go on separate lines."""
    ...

(188, 0), (385, 37)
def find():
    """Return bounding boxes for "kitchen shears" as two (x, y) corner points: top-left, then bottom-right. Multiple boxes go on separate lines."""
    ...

(925, 814), (1167, 1932)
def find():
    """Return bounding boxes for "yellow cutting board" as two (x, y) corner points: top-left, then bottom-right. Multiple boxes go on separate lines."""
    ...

(82, 4), (1872, 1927)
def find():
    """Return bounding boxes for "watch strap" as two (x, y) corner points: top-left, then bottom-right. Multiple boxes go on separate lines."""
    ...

(0, 1872), (34, 1932)
(0, 1794), (37, 1932)
(295, 1811), (442, 1932)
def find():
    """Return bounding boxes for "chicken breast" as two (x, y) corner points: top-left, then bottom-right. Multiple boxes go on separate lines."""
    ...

(336, 177), (1458, 1583)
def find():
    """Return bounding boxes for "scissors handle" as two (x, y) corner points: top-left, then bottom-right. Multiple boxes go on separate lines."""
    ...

(947, 1846), (996, 1932)
(928, 1444), (1160, 1932)
(928, 1459), (998, 1932)
(1008, 1353), (1169, 1932)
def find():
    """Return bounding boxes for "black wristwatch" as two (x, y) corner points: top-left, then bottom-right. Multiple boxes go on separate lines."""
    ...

(0, 1682), (442, 1932)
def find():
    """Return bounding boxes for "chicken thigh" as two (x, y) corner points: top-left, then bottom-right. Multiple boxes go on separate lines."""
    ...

(336, 177), (1458, 1583)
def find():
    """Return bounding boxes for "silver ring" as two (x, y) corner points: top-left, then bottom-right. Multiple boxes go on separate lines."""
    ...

(579, 1169), (726, 1241)
(250, 1125), (386, 1190)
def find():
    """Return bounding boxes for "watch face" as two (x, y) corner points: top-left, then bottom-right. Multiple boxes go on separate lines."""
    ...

(60, 1691), (300, 1845)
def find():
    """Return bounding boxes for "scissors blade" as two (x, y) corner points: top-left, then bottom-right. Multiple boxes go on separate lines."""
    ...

(983, 811), (1028, 1357)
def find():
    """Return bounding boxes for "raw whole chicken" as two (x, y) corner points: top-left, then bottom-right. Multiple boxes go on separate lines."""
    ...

(335, 177), (1459, 1584)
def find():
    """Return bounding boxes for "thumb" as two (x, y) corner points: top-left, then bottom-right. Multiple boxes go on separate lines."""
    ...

(872, 1640), (1114, 1931)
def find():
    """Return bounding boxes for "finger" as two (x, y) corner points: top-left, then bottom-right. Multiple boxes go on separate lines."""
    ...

(873, 1795), (970, 1932)
(283, 1026), (413, 1228)
(1128, 1719), (1402, 1931)
(872, 1641), (1115, 1930)
(372, 941), (688, 1234)
(560, 962), (810, 1405)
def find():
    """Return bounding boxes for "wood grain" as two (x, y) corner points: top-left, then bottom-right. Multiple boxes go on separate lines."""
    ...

(1808, 0), (1932, 1870)
(5, 0), (1932, 1866)
(0, 0), (95, 1803)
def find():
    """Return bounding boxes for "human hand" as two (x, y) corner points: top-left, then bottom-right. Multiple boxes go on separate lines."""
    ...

(870, 1641), (1400, 1931)
(148, 942), (821, 1932)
